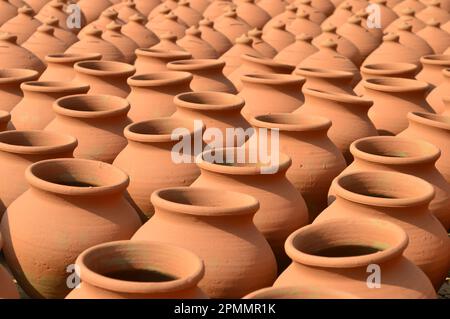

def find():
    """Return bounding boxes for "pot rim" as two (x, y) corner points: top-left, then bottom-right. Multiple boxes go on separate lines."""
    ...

(249, 113), (332, 132)
(407, 112), (450, 131)
(420, 54), (450, 66)
(127, 71), (193, 87)
(151, 187), (260, 217)
(241, 54), (295, 71)
(167, 59), (225, 71)
(74, 60), (136, 77)
(0, 68), (39, 84)
(303, 87), (373, 106)
(174, 91), (245, 111)
(20, 81), (90, 93)
(75, 240), (205, 295)
(294, 67), (354, 80)
(240, 73), (306, 86)
(45, 53), (102, 64)
(362, 77), (429, 92)
(135, 48), (192, 60)
(360, 62), (418, 76)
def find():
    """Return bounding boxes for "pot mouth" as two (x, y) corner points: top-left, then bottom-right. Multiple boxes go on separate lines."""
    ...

(351, 136), (440, 165)
(0, 130), (77, 155)
(361, 63), (417, 76)
(249, 113), (331, 132)
(135, 48), (192, 60)
(303, 87), (373, 106)
(124, 117), (204, 143)
(26, 158), (129, 196)
(21, 81), (90, 93)
(74, 60), (136, 77)
(45, 53), (102, 63)
(0, 110), (10, 124)
(174, 91), (245, 111)
(420, 54), (450, 66)
(127, 71), (193, 87)
(53, 94), (130, 119)
(151, 187), (260, 217)
(167, 59), (225, 71)
(285, 218), (409, 268)
(334, 170), (435, 207)
(243, 286), (358, 299)
(240, 73), (306, 86)
(241, 54), (295, 71)
(294, 67), (354, 80)
(407, 112), (450, 131)
(363, 77), (429, 92)
(76, 240), (204, 295)
(196, 147), (291, 175)
(0, 68), (39, 84)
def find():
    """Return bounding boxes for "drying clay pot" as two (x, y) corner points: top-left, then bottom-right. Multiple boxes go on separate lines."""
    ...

(0, 68), (39, 112)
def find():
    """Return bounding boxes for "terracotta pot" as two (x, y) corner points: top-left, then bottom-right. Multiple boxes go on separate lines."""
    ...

(177, 27), (219, 59)
(257, 0), (286, 17)
(393, 0), (425, 16)
(102, 22), (139, 64)
(213, 8), (252, 43)
(77, 0), (113, 24)
(132, 187), (277, 298)
(10, 81), (90, 130)
(134, 49), (191, 75)
(203, 0), (234, 20)
(0, 68), (39, 112)
(22, 25), (69, 64)
(172, 0), (202, 26)
(1, 158), (142, 299)
(147, 5), (172, 25)
(186, 0), (209, 13)
(0, 231), (19, 299)
(0, 111), (10, 132)
(198, 18), (232, 56)
(294, 0), (327, 24)
(317, 170), (450, 288)
(150, 32), (186, 52)
(78, 9), (123, 38)
(416, 20), (450, 54)
(261, 22), (295, 52)
(0, 5), (41, 45)
(122, 14), (159, 48)
(65, 240), (207, 299)
(36, 0), (86, 32)
(303, 0), (336, 16)
(116, 0), (142, 22)
(287, 11), (322, 38)
(398, 112), (450, 184)
(167, 59), (237, 94)
(417, 54), (450, 88)
(416, 0), (450, 24)
(274, 218), (436, 298)
(244, 286), (359, 299)
(295, 88), (377, 163)
(229, 55), (295, 91)
(263, 4), (298, 33)
(220, 35), (262, 76)
(40, 16), (79, 47)
(0, 130), (77, 217)
(239, 74), (305, 118)
(172, 91), (250, 148)
(39, 53), (102, 82)
(386, 7), (426, 33)
(235, 0), (271, 29)
(294, 67), (355, 94)
(45, 94), (130, 163)
(354, 62), (418, 95)
(390, 23), (432, 59)
(192, 148), (309, 270)
(362, 77), (433, 135)
(73, 60), (136, 98)
(0, 33), (46, 74)
(247, 28), (277, 59)
(321, 2), (353, 28)
(149, 12), (187, 40)
(126, 72), (192, 122)
(248, 113), (346, 220)
(0, 0), (18, 26)
(274, 34), (319, 66)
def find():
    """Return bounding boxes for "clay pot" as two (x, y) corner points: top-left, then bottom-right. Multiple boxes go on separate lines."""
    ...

(321, 2), (353, 28)
(77, 0), (113, 24)
(0, 0), (18, 26)
(192, 148), (309, 270)
(186, 0), (209, 13)
(1, 158), (142, 299)
(295, 88), (377, 163)
(294, 0), (327, 24)
(45, 94), (130, 163)
(198, 19), (232, 56)
(247, 28), (278, 58)
(213, 8), (252, 43)
(0, 231), (19, 299)
(362, 78), (434, 135)
(263, 4), (298, 33)
(177, 27), (219, 59)
(239, 74), (305, 118)
(417, 55), (450, 88)
(149, 12), (187, 40)
(416, 0), (450, 24)
(203, 0), (234, 20)
(116, 0), (142, 22)
(102, 22), (139, 64)
(417, 19), (450, 54)
(113, 118), (203, 219)
(244, 286), (358, 299)
(261, 22), (295, 52)
(220, 35), (262, 76)
(0, 68), (39, 112)
(0, 33), (46, 74)
(302, 0), (336, 16)
(41, 16), (79, 47)
(274, 218), (436, 298)
(22, 25), (69, 64)
(73, 60), (136, 98)
(257, 0), (286, 17)
(392, 23), (434, 58)
(121, 14), (159, 48)
(173, 0), (202, 26)
(167, 59), (237, 94)
(317, 170), (450, 288)
(229, 54), (296, 91)
(0, 130), (77, 217)
(78, 9), (123, 38)
(147, 5), (172, 25)
(0, 6), (41, 45)
(398, 112), (450, 184)
(10, 81), (90, 130)
(235, 0), (271, 29)
(287, 11), (322, 37)
(39, 53), (102, 82)
(134, 49), (191, 75)
(274, 34), (319, 66)
(354, 62), (418, 95)
(35, 0), (86, 32)
(66, 28), (126, 63)
(151, 32), (186, 51)
(132, 187), (277, 298)
(248, 113), (347, 220)
(126, 72), (193, 122)
(393, 0), (425, 16)
(65, 240), (207, 299)
(428, 69), (450, 114)
(386, 7), (426, 33)
(294, 67), (355, 94)
(330, 136), (450, 230)
(172, 91), (250, 148)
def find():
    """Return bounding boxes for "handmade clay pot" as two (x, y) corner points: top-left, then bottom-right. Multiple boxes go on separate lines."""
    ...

(247, 28), (277, 58)
(257, 0), (286, 17)
(39, 53), (102, 82)
(0, 130), (77, 217)
(127, 72), (193, 122)
(0, 111), (10, 132)
(1, 158), (142, 299)
(416, 0), (450, 24)
(392, 23), (433, 58)
(73, 60), (135, 98)
(244, 286), (358, 299)
(65, 240), (207, 299)
(22, 25), (69, 64)
(213, 8), (252, 43)
(192, 148), (309, 269)
(239, 74), (305, 118)
(399, 112), (450, 184)
(302, 0), (336, 18)
(287, 11), (322, 37)
(386, 7), (426, 33)
(317, 170), (450, 288)
(78, 9), (123, 38)
(220, 35), (262, 76)
(102, 22), (139, 64)
(235, 0), (271, 29)
(261, 22), (295, 52)
(77, 0), (113, 24)
(294, 67), (355, 94)
(263, 4), (298, 33)
(0, 68), (39, 112)
(203, 0), (234, 20)
(10, 81), (90, 130)
(151, 33), (186, 51)
(0, 6), (41, 45)
(393, 0), (425, 16)
(134, 49), (192, 75)
(417, 55), (450, 88)
(116, 0), (142, 22)
(274, 218), (436, 298)
(185, 0), (209, 13)
(113, 118), (203, 219)
(248, 113), (347, 220)
(428, 69), (450, 114)
(132, 187), (277, 298)
(0, 34), (46, 74)
(416, 20), (450, 54)
(198, 18), (232, 56)
(177, 27), (219, 59)
(0, 231), (19, 299)
(122, 14), (159, 48)
(45, 94), (130, 163)
(167, 59), (237, 94)
(173, 0), (203, 26)
(41, 16), (80, 47)
(321, 2), (353, 28)
(295, 88), (377, 163)
(365, 77), (435, 135)
(274, 34), (318, 66)
(149, 12), (187, 40)
(294, 0), (327, 24)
